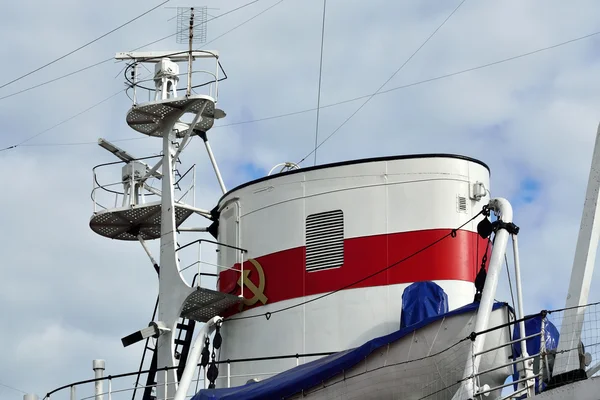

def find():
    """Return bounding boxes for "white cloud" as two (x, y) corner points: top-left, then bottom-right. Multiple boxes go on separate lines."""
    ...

(3, 0), (600, 397)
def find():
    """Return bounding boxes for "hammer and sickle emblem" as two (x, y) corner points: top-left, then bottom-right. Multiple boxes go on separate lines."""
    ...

(238, 258), (268, 309)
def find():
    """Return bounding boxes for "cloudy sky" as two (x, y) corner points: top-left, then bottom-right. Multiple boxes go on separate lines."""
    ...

(2, 0), (600, 397)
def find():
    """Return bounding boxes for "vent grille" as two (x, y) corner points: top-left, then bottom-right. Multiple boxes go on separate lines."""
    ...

(306, 210), (344, 272)
(457, 196), (467, 213)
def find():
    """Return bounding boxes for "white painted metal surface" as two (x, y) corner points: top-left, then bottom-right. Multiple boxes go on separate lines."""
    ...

(512, 234), (537, 396)
(115, 50), (219, 61)
(92, 360), (105, 400)
(219, 281), (476, 388)
(156, 115), (194, 400)
(286, 304), (513, 400)
(174, 316), (222, 400)
(452, 198), (513, 399)
(554, 123), (600, 375)
(86, 49), (233, 400)
(216, 156), (491, 386)
(218, 156), (490, 261)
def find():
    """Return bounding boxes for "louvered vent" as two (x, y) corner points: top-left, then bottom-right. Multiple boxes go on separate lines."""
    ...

(457, 196), (467, 213)
(306, 210), (344, 272)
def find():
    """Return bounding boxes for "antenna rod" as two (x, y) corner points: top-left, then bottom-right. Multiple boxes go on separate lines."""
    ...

(187, 8), (194, 96)
(313, 0), (327, 166)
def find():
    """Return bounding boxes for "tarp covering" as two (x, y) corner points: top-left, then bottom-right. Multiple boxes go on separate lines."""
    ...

(511, 315), (560, 394)
(400, 281), (449, 329)
(192, 301), (508, 400)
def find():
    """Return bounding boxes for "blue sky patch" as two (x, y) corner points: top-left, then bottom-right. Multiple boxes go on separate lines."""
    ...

(518, 177), (542, 205)
(226, 162), (267, 189)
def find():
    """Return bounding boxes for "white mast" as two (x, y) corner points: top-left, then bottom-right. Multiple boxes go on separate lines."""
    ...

(90, 43), (241, 399)
(552, 123), (600, 381)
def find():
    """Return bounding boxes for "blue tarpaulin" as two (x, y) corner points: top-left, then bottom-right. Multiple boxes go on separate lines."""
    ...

(511, 315), (560, 393)
(191, 301), (509, 400)
(400, 281), (449, 329)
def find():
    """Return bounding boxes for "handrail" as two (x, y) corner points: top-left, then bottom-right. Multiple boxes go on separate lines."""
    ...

(44, 351), (337, 399)
(46, 299), (600, 399)
(92, 155), (163, 197)
(176, 239), (247, 253)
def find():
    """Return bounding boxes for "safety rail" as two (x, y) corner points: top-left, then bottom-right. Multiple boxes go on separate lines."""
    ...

(42, 300), (600, 400)
(458, 311), (546, 400)
(122, 50), (225, 105)
(91, 157), (197, 215)
(43, 352), (335, 400)
(176, 239), (247, 294)
(462, 300), (600, 399)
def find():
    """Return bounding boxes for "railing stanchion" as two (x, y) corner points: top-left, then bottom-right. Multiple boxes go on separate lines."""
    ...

(164, 368), (168, 400)
(227, 362), (231, 388)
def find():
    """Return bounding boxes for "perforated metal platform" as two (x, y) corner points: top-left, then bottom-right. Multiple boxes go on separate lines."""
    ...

(180, 287), (241, 322)
(126, 95), (224, 137)
(89, 203), (194, 240)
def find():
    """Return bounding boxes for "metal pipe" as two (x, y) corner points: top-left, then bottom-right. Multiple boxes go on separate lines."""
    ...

(173, 316), (222, 400)
(227, 362), (231, 388)
(473, 332), (541, 357)
(92, 172), (97, 214)
(142, 158), (164, 183)
(477, 373), (542, 396)
(186, 9), (194, 97)
(202, 137), (226, 194)
(70, 386), (76, 400)
(93, 360), (105, 400)
(512, 234), (536, 396)
(476, 352), (540, 377)
(198, 241), (202, 288)
(214, 57), (219, 101)
(24, 395), (39, 400)
(177, 227), (208, 232)
(138, 235), (159, 268)
(133, 63), (138, 105)
(452, 198), (513, 400)
(193, 165), (196, 207)
(238, 202), (243, 299)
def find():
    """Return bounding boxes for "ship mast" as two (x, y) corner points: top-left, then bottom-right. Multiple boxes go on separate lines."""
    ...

(89, 11), (241, 399)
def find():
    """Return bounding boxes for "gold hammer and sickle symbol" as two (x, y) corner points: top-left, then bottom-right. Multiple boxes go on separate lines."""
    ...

(238, 258), (268, 308)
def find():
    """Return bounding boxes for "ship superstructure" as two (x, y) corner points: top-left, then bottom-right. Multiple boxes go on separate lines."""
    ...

(34, 26), (600, 400)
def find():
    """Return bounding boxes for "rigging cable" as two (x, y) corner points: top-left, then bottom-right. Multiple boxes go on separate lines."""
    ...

(0, 0), (264, 103)
(505, 252), (517, 313)
(11, 20), (600, 148)
(297, 0), (468, 165)
(1, 0), (277, 152)
(0, 382), (27, 395)
(202, 0), (284, 47)
(0, 90), (123, 152)
(212, 23), (600, 128)
(0, 0), (169, 90)
(224, 208), (485, 323)
(313, 0), (327, 166)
